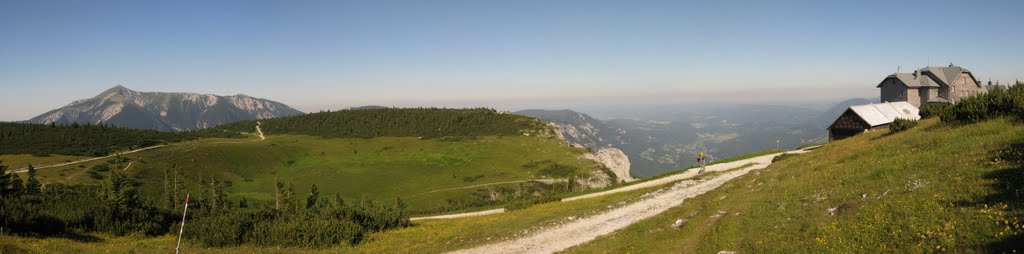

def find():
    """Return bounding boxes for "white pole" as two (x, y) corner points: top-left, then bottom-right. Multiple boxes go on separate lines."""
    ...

(175, 194), (190, 254)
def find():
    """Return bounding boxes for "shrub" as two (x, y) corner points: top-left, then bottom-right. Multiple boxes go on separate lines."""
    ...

(889, 118), (919, 133)
(941, 82), (1024, 124)
(920, 102), (952, 119)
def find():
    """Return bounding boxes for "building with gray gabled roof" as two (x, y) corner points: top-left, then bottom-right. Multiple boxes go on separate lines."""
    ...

(876, 64), (982, 108)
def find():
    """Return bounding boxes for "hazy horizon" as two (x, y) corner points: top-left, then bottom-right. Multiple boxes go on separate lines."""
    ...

(3, 0), (1023, 121)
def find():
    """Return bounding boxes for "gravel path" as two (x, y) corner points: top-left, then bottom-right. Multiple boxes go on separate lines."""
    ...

(446, 147), (818, 254)
(448, 162), (771, 254)
(411, 208), (507, 221)
(10, 145), (167, 173)
(256, 121), (265, 141)
(562, 152), (779, 202)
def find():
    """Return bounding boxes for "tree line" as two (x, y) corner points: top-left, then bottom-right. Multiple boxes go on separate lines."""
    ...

(0, 122), (243, 156)
(0, 161), (409, 248)
(216, 107), (549, 139)
(1, 163), (173, 236)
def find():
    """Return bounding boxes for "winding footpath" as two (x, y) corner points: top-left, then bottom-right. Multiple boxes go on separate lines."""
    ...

(443, 147), (817, 254)
(8, 122), (266, 174)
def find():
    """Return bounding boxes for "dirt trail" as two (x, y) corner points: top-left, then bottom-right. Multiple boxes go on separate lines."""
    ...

(10, 145), (167, 173)
(256, 121), (265, 141)
(412, 209), (507, 221)
(411, 149), (810, 221)
(562, 152), (779, 202)
(445, 148), (819, 254)
(448, 162), (770, 254)
(8, 123), (267, 174)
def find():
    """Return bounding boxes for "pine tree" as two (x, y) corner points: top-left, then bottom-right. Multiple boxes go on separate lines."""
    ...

(104, 170), (141, 220)
(163, 168), (172, 209)
(274, 177), (283, 210)
(0, 161), (10, 197)
(395, 197), (406, 213)
(306, 184), (319, 209)
(334, 193), (345, 208)
(213, 178), (225, 211)
(198, 178), (207, 209)
(9, 173), (24, 195)
(210, 178), (220, 211)
(24, 164), (41, 194)
(173, 166), (184, 209)
(283, 183), (295, 211)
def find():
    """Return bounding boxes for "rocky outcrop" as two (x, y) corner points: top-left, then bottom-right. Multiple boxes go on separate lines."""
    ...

(517, 109), (635, 182)
(28, 85), (302, 131)
(582, 148), (635, 182)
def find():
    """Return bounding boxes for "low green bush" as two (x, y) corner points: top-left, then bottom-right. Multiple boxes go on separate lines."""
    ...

(941, 82), (1024, 124)
(920, 102), (952, 119)
(889, 118), (919, 133)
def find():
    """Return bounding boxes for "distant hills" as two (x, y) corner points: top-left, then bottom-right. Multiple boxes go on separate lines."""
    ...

(27, 85), (302, 131)
(518, 98), (875, 177)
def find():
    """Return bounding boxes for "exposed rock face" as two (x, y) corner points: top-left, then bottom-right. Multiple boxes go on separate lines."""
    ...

(28, 85), (302, 131)
(582, 148), (635, 182)
(517, 109), (634, 181)
(518, 109), (626, 150)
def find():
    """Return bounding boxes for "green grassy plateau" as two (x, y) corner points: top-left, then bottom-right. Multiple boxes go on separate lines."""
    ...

(13, 132), (605, 215)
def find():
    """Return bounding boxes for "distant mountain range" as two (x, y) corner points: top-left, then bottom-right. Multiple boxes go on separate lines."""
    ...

(517, 98), (876, 177)
(28, 85), (302, 131)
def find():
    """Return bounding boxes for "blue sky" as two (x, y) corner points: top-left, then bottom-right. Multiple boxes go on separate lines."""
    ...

(1, 0), (1022, 120)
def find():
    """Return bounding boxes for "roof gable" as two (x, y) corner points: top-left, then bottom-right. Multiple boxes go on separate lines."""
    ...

(919, 65), (974, 87)
(879, 65), (974, 89)
(876, 73), (939, 88)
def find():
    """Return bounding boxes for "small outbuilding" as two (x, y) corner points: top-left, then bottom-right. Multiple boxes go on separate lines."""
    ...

(827, 101), (920, 141)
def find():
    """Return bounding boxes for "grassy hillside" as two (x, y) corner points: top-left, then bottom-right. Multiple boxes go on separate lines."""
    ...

(15, 108), (608, 216)
(566, 118), (1024, 253)
(122, 134), (603, 214)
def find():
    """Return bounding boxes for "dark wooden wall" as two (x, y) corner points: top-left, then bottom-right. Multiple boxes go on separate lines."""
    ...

(828, 109), (871, 141)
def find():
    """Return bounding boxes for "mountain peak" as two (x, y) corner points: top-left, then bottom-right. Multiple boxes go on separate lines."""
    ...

(108, 84), (131, 92)
(98, 85), (134, 97)
(29, 87), (303, 131)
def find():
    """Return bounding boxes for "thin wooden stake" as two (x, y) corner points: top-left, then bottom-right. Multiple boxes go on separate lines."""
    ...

(175, 194), (190, 254)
